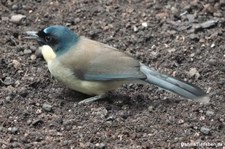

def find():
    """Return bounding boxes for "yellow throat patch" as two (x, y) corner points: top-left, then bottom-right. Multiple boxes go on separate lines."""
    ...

(40, 45), (56, 63)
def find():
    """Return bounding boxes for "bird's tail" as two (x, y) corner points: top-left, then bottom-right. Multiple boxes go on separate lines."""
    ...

(140, 65), (210, 104)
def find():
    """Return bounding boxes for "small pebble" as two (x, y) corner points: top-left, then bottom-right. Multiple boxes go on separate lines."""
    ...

(186, 14), (195, 22)
(0, 126), (4, 131)
(30, 46), (37, 52)
(168, 48), (176, 53)
(8, 127), (19, 134)
(156, 12), (169, 19)
(27, 119), (32, 125)
(204, 3), (216, 14)
(188, 68), (200, 79)
(24, 144), (32, 148)
(10, 14), (26, 24)
(210, 43), (215, 48)
(2, 77), (14, 85)
(199, 116), (205, 121)
(106, 115), (114, 121)
(178, 119), (184, 124)
(206, 110), (214, 117)
(189, 34), (199, 41)
(63, 140), (73, 146)
(142, 22), (148, 27)
(133, 26), (138, 32)
(150, 51), (158, 58)
(190, 53), (195, 57)
(35, 48), (42, 57)
(12, 60), (21, 69)
(148, 106), (154, 112)
(218, 79), (225, 85)
(12, 142), (20, 148)
(83, 142), (95, 148)
(95, 143), (106, 148)
(18, 87), (28, 97)
(42, 103), (53, 112)
(12, 4), (19, 10)
(32, 119), (44, 126)
(1, 17), (9, 21)
(200, 19), (218, 29)
(91, 107), (108, 118)
(30, 54), (36, 61)
(74, 18), (80, 23)
(200, 126), (210, 135)
(23, 49), (32, 54)
(5, 96), (12, 102)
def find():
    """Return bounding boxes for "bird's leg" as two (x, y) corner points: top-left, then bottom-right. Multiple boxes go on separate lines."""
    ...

(78, 94), (106, 104)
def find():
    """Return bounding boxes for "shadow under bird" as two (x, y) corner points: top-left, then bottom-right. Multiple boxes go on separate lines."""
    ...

(26, 25), (209, 104)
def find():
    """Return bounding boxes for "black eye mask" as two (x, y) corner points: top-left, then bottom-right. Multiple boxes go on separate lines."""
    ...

(37, 29), (59, 46)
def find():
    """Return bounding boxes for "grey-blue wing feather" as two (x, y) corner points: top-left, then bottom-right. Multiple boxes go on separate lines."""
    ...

(83, 51), (145, 81)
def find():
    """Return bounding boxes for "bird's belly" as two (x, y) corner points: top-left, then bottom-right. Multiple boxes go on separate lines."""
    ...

(47, 60), (124, 95)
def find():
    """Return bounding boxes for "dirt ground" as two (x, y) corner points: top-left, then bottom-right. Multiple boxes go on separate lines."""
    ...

(0, 0), (225, 148)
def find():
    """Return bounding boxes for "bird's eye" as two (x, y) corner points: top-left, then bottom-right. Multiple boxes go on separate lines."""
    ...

(45, 36), (52, 42)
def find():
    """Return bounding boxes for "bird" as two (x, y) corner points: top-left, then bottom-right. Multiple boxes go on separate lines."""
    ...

(25, 25), (209, 104)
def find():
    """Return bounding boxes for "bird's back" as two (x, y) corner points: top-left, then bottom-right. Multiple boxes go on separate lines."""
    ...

(58, 37), (146, 81)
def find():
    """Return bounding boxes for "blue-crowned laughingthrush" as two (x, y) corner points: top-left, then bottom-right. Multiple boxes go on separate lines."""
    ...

(26, 25), (209, 104)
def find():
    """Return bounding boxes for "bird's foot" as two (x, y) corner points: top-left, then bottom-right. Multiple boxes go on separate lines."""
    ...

(78, 95), (105, 104)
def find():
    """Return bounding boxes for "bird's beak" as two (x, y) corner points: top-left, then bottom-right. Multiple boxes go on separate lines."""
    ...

(25, 31), (45, 44)
(25, 31), (39, 39)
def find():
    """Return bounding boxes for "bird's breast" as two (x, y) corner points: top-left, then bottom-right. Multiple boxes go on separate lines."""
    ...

(47, 59), (125, 96)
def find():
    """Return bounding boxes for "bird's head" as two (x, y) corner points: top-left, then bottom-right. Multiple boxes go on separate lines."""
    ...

(26, 25), (79, 56)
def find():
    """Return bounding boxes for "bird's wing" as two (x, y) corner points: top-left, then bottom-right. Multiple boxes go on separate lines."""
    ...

(59, 37), (146, 81)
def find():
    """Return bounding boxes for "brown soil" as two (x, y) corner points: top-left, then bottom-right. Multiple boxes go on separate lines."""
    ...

(0, 0), (225, 148)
